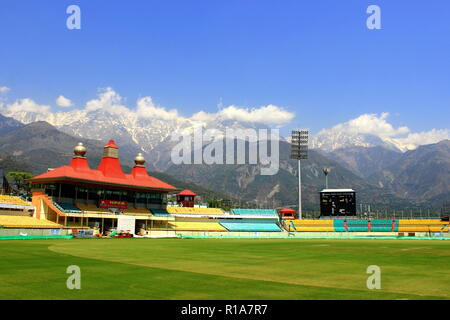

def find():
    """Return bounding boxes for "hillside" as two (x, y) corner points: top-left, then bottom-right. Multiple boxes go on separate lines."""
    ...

(322, 146), (403, 178)
(369, 140), (450, 201)
(165, 140), (404, 209)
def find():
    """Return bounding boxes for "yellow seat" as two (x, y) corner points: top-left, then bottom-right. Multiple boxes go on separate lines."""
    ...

(292, 220), (334, 226)
(166, 207), (224, 215)
(398, 220), (449, 232)
(286, 220), (335, 232)
(76, 203), (113, 214)
(0, 195), (31, 206)
(168, 221), (227, 231)
(122, 207), (152, 215)
(0, 215), (61, 228)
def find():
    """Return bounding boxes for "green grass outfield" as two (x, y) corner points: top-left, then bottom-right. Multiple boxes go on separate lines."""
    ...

(0, 238), (449, 300)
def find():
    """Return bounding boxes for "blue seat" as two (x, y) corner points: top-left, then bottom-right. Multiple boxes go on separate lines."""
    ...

(347, 220), (369, 232)
(371, 226), (393, 232)
(151, 209), (170, 216)
(371, 220), (393, 225)
(333, 219), (346, 232)
(220, 220), (281, 232)
(231, 208), (277, 217)
(53, 201), (82, 213)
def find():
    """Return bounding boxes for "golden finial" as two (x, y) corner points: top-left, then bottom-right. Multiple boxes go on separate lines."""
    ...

(74, 142), (87, 157)
(134, 153), (145, 166)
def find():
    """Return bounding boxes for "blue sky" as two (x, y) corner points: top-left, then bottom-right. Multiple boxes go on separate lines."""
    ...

(1, 0), (450, 136)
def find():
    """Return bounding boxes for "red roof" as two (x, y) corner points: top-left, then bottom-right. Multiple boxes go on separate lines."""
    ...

(280, 208), (296, 214)
(104, 140), (119, 149)
(30, 140), (177, 192)
(178, 189), (197, 196)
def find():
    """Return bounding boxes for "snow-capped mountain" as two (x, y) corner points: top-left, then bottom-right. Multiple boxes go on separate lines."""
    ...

(310, 131), (401, 152)
(2, 108), (272, 170)
(6, 108), (183, 151)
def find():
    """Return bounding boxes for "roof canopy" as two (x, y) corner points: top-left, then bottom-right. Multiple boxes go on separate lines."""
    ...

(178, 189), (197, 196)
(280, 208), (296, 214)
(30, 140), (177, 192)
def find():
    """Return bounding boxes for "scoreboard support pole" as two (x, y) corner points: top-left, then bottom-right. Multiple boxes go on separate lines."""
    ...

(291, 129), (308, 221)
(298, 159), (302, 220)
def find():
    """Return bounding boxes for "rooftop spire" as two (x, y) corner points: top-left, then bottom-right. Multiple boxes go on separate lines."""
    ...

(131, 152), (149, 178)
(69, 142), (90, 171)
(97, 139), (125, 178)
(134, 153), (145, 166)
(74, 142), (86, 158)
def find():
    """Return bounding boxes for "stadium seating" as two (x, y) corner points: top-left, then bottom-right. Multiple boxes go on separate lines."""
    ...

(122, 207), (152, 215)
(231, 208), (278, 216)
(168, 221), (227, 231)
(76, 203), (113, 214)
(151, 209), (171, 216)
(370, 220), (395, 232)
(53, 201), (82, 213)
(398, 219), (449, 232)
(333, 220), (346, 232)
(219, 220), (281, 232)
(166, 207), (224, 215)
(0, 215), (61, 228)
(289, 220), (334, 232)
(346, 220), (369, 232)
(0, 195), (31, 207)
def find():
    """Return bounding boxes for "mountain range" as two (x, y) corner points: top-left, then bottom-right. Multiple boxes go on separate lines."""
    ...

(0, 111), (448, 210)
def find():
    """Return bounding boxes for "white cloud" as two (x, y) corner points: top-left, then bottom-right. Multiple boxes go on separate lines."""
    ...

(314, 112), (449, 151)
(0, 87), (295, 127)
(388, 129), (450, 151)
(56, 95), (74, 107)
(4, 98), (50, 115)
(323, 112), (410, 138)
(85, 87), (130, 115)
(191, 104), (294, 125)
(0, 86), (10, 94)
(136, 96), (180, 120)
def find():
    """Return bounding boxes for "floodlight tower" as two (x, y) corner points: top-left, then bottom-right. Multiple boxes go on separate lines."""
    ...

(323, 168), (330, 189)
(290, 130), (309, 220)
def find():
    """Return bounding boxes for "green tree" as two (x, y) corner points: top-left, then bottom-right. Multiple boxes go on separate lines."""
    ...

(6, 171), (33, 194)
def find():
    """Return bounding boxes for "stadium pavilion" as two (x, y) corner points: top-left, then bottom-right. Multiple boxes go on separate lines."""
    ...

(29, 140), (177, 234)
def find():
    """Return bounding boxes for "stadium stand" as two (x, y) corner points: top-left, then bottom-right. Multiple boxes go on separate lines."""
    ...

(346, 220), (369, 232)
(0, 215), (61, 228)
(168, 221), (227, 231)
(284, 219), (449, 233)
(219, 220), (281, 232)
(166, 207), (224, 215)
(0, 195), (31, 206)
(370, 220), (395, 232)
(121, 207), (152, 215)
(53, 201), (82, 213)
(76, 203), (113, 214)
(333, 219), (346, 232)
(151, 209), (171, 216)
(289, 220), (334, 232)
(231, 208), (278, 216)
(398, 219), (449, 232)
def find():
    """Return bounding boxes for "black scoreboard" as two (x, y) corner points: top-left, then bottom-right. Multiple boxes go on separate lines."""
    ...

(320, 189), (356, 217)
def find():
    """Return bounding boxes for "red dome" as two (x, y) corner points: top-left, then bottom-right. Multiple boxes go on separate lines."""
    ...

(280, 208), (296, 214)
(178, 189), (197, 196)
